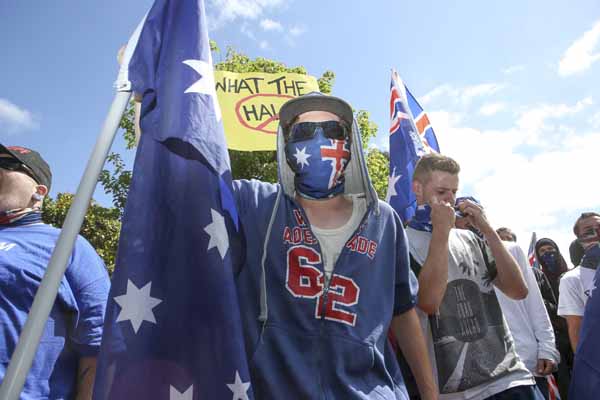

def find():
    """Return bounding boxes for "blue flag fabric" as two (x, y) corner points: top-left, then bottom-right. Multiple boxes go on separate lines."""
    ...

(386, 70), (440, 223)
(93, 1), (252, 399)
(570, 266), (600, 399)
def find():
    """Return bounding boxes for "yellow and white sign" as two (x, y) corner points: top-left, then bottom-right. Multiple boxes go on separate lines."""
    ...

(215, 71), (320, 151)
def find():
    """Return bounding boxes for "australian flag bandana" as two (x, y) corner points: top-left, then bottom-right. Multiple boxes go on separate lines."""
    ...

(0, 207), (43, 226)
(408, 205), (433, 232)
(284, 127), (351, 200)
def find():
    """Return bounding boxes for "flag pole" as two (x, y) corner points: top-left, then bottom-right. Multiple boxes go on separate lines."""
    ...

(0, 90), (131, 400)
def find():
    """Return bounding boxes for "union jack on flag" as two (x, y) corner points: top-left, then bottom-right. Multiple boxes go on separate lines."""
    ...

(386, 69), (440, 223)
(528, 232), (539, 268)
(547, 374), (561, 400)
(321, 139), (351, 188)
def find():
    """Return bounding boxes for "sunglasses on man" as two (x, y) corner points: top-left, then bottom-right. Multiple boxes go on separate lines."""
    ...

(0, 157), (38, 183)
(286, 120), (350, 144)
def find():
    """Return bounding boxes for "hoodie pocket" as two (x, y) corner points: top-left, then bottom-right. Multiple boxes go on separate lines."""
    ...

(325, 335), (400, 399)
(250, 324), (319, 400)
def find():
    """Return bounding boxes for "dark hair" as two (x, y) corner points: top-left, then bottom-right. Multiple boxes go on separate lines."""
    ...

(573, 212), (600, 237)
(496, 227), (517, 242)
(413, 153), (460, 183)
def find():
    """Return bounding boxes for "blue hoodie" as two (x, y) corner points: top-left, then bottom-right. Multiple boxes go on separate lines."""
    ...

(231, 93), (418, 399)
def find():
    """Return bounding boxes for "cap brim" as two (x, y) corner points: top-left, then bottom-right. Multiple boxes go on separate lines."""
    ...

(279, 94), (353, 130)
(0, 144), (24, 163)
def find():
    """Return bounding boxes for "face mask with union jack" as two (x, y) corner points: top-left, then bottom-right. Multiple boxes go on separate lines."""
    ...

(284, 126), (351, 200)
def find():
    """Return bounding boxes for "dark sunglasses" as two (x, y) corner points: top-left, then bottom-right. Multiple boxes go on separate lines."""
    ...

(286, 121), (350, 143)
(0, 157), (37, 182)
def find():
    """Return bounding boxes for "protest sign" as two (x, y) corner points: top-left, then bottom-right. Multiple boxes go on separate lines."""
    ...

(216, 71), (320, 151)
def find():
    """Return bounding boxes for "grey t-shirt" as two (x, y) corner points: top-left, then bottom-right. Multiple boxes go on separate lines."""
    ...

(406, 227), (533, 399)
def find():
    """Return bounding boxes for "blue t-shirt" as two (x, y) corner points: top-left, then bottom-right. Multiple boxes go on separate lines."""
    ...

(0, 223), (110, 399)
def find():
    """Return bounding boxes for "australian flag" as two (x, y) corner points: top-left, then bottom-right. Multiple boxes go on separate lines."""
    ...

(527, 232), (539, 268)
(93, 1), (252, 399)
(386, 70), (440, 223)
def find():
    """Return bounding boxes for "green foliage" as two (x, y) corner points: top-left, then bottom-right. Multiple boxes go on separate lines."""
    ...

(42, 194), (121, 273)
(97, 98), (138, 216)
(230, 150), (278, 182)
(365, 148), (390, 200)
(98, 153), (132, 216)
(215, 47), (308, 75)
(356, 110), (378, 150)
(317, 70), (335, 94)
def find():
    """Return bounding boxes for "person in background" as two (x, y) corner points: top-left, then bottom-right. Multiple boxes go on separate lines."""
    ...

(535, 238), (572, 398)
(567, 214), (600, 399)
(496, 227), (516, 243)
(491, 226), (559, 400)
(559, 212), (600, 352)
(0, 144), (110, 400)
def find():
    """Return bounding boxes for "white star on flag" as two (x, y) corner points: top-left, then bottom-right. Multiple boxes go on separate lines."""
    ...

(293, 146), (311, 169)
(226, 371), (251, 400)
(114, 280), (162, 334)
(204, 208), (229, 259)
(385, 168), (402, 202)
(170, 385), (193, 400)
(182, 56), (222, 121)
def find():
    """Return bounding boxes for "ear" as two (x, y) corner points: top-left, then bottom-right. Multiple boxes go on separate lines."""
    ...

(35, 185), (48, 197)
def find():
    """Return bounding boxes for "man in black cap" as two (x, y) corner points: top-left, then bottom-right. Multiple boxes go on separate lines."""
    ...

(0, 144), (110, 399)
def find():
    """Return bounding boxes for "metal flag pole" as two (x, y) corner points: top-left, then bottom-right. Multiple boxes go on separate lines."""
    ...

(0, 90), (131, 400)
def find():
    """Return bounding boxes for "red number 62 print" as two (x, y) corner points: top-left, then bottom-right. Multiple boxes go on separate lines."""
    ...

(285, 245), (360, 326)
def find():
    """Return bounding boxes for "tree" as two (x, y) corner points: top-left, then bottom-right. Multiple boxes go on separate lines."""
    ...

(42, 194), (121, 273)
(365, 148), (389, 200)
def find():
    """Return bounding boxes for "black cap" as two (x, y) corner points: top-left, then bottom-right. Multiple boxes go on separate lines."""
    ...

(278, 92), (354, 132)
(0, 144), (52, 191)
(569, 239), (585, 266)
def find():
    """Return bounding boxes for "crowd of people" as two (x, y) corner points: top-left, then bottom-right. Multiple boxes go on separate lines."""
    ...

(0, 92), (598, 399)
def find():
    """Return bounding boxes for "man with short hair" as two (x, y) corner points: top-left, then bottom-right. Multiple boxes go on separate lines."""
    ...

(496, 227), (517, 243)
(493, 228), (559, 399)
(405, 153), (543, 399)
(230, 93), (437, 399)
(0, 144), (110, 399)
(558, 212), (600, 352)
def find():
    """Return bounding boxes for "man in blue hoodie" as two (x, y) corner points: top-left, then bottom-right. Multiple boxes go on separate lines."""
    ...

(231, 92), (437, 399)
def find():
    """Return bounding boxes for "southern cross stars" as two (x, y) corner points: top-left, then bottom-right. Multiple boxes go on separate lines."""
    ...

(114, 280), (162, 334)
(182, 57), (222, 121)
(226, 371), (251, 400)
(385, 168), (402, 202)
(204, 208), (229, 259)
(293, 146), (311, 169)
